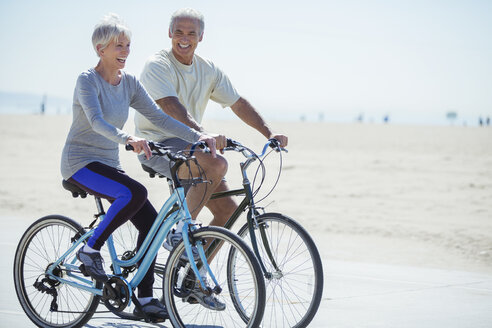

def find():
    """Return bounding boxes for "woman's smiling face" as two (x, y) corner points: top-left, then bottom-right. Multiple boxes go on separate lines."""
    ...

(98, 33), (131, 70)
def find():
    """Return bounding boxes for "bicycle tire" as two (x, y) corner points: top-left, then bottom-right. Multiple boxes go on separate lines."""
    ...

(163, 226), (266, 328)
(13, 215), (101, 328)
(235, 212), (323, 328)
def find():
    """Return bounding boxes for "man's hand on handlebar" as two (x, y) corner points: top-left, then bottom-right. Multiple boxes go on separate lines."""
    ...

(269, 134), (288, 148)
(126, 136), (152, 160)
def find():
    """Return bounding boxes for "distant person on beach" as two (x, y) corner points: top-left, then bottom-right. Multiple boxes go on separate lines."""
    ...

(40, 95), (46, 115)
(134, 6), (288, 290)
(60, 13), (216, 321)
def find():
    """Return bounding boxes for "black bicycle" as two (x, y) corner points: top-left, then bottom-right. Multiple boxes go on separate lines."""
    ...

(142, 138), (323, 328)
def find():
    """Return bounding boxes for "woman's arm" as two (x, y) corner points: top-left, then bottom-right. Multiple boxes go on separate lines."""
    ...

(76, 74), (130, 144)
(131, 79), (202, 144)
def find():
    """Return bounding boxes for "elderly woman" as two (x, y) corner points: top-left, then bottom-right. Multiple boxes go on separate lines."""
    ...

(60, 13), (216, 320)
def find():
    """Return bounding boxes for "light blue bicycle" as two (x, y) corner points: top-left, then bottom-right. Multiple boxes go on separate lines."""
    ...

(13, 142), (266, 328)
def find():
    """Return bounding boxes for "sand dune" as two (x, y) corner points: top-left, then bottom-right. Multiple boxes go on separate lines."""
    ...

(1, 114), (491, 274)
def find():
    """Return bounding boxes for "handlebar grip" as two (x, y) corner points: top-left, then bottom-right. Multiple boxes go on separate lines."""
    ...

(190, 141), (209, 157)
(267, 138), (288, 153)
(126, 141), (156, 152)
(268, 138), (280, 149)
(226, 138), (236, 148)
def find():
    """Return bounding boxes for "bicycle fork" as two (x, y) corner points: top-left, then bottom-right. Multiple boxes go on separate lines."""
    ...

(247, 209), (283, 279)
(181, 221), (221, 294)
(241, 163), (282, 279)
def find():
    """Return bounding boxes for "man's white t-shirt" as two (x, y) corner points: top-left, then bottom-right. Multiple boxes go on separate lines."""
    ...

(134, 49), (240, 141)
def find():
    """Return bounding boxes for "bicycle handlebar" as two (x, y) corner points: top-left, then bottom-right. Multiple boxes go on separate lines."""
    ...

(126, 139), (282, 160)
(190, 141), (209, 157)
(125, 141), (209, 188)
(125, 141), (188, 161)
(223, 138), (288, 158)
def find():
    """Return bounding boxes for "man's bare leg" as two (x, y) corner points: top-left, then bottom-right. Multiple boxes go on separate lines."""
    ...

(204, 180), (237, 227)
(176, 153), (235, 264)
(180, 151), (228, 220)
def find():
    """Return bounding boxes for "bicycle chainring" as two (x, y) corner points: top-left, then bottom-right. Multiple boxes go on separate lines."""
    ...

(102, 277), (131, 312)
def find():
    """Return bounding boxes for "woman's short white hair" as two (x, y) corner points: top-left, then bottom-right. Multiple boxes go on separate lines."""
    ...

(92, 13), (131, 56)
(169, 8), (205, 36)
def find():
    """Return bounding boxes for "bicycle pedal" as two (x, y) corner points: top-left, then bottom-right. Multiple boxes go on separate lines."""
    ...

(149, 316), (167, 323)
(79, 264), (90, 277)
(185, 297), (199, 304)
(133, 311), (168, 323)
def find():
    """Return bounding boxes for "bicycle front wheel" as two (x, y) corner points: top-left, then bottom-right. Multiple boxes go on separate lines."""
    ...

(13, 215), (101, 328)
(236, 212), (324, 328)
(163, 226), (266, 328)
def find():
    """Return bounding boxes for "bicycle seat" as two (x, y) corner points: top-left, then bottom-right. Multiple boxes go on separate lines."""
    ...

(141, 164), (166, 178)
(62, 180), (88, 198)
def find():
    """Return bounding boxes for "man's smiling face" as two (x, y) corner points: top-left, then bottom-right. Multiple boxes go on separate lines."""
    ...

(169, 17), (203, 65)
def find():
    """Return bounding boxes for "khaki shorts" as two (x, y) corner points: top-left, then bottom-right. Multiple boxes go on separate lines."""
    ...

(138, 137), (190, 178)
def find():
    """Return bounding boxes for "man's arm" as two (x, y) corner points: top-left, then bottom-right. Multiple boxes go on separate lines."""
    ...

(156, 96), (229, 149)
(156, 96), (204, 132)
(230, 97), (288, 147)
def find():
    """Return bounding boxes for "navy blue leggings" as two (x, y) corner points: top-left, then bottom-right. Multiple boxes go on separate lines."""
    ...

(69, 162), (157, 297)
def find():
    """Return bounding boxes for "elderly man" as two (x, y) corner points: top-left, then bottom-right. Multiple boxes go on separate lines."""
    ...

(134, 7), (288, 309)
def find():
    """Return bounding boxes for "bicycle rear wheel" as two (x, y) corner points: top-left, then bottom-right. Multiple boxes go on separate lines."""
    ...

(235, 212), (323, 328)
(163, 226), (266, 328)
(13, 215), (101, 328)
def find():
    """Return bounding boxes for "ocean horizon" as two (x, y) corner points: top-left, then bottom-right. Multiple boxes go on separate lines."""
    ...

(1, 90), (490, 127)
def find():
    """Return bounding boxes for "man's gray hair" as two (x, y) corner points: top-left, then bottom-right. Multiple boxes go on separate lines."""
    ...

(92, 13), (131, 56)
(169, 8), (205, 36)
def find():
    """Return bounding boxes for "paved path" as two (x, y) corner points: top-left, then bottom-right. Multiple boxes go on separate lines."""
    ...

(2, 218), (491, 327)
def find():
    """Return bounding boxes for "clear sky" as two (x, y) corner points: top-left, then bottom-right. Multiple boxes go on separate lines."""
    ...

(1, 0), (491, 124)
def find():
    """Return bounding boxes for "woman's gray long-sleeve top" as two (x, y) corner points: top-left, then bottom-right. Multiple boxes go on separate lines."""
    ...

(61, 68), (200, 179)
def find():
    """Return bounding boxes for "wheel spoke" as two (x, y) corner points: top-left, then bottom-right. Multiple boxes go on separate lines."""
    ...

(239, 214), (323, 328)
(14, 216), (100, 327)
(164, 227), (265, 327)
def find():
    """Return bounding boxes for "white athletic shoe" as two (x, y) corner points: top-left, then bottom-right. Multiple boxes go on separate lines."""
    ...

(163, 229), (199, 260)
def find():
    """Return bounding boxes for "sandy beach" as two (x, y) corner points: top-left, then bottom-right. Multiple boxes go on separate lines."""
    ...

(1, 113), (492, 327)
(1, 114), (491, 275)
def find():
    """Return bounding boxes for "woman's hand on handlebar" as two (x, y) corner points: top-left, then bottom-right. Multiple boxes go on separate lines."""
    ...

(204, 133), (228, 154)
(126, 136), (152, 160)
(198, 134), (217, 158)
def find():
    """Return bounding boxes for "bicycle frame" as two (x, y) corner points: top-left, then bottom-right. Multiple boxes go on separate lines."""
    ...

(45, 184), (217, 300)
(209, 145), (281, 277)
